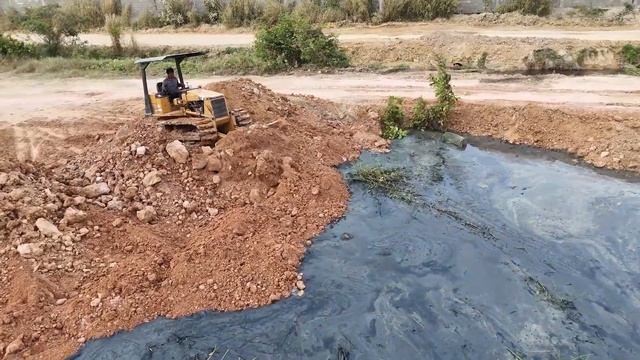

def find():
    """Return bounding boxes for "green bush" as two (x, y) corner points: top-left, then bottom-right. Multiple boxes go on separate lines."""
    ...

(0, 34), (36, 58)
(381, 0), (458, 21)
(426, 62), (457, 130)
(161, 0), (193, 27)
(321, 6), (348, 22)
(121, 3), (133, 25)
(381, 0), (410, 21)
(62, 0), (105, 29)
(410, 97), (428, 128)
(496, 0), (551, 16)
(105, 14), (124, 54)
(222, 0), (264, 28)
(203, 0), (224, 23)
(255, 14), (348, 68)
(19, 4), (80, 56)
(621, 44), (640, 66)
(0, 8), (23, 31)
(379, 96), (408, 139)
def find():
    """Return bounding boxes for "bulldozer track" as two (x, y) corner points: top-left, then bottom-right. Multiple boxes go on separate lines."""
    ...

(231, 108), (252, 127)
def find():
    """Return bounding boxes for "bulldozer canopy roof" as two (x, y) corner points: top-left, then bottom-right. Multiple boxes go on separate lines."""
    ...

(135, 51), (207, 65)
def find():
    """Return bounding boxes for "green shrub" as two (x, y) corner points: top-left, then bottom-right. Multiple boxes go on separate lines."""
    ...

(321, 6), (348, 22)
(408, 0), (458, 20)
(0, 34), (36, 58)
(19, 4), (80, 56)
(203, 0), (224, 23)
(0, 8), (23, 31)
(621, 44), (640, 66)
(343, 0), (373, 22)
(121, 3), (133, 25)
(255, 14), (348, 68)
(572, 5), (606, 18)
(496, 0), (551, 16)
(381, 0), (410, 21)
(262, 0), (290, 25)
(62, 0), (105, 29)
(222, 0), (264, 28)
(161, 0), (193, 27)
(411, 97), (428, 128)
(105, 14), (124, 54)
(136, 8), (163, 28)
(379, 96), (408, 139)
(425, 62), (457, 130)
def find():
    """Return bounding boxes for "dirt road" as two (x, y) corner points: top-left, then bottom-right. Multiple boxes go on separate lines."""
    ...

(75, 26), (640, 47)
(2, 72), (639, 124)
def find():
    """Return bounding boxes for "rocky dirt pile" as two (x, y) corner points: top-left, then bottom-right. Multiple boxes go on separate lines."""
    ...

(0, 79), (386, 359)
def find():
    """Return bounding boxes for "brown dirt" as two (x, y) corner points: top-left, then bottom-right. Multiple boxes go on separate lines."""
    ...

(448, 102), (640, 173)
(1, 79), (638, 360)
(346, 32), (639, 72)
(0, 79), (385, 359)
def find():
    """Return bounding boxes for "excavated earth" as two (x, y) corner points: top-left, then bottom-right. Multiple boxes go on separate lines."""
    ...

(0, 79), (639, 359)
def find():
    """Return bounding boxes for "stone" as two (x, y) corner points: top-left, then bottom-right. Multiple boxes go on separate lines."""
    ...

(135, 146), (147, 157)
(5, 335), (24, 355)
(142, 171), (162, 187)
(600, 151), (610, 158)
(35, 218), (62, 237)
(192, 155), (208, 170)
(17, 243), (43, 257)
(207, 207), (219, 216)
(123, 186), (138, 200)
(206, 156), (222, 172)
(0, 172), (8, 186)
(136, 206), (157, 223)
(296, 280), (306, 290)
(249, 188), (261, 203)
(64, 207), (87, 225)
(166, 140), (189, 164)
(82, 182), (110, 198)
(8, 188), (26, 201)
(442, 132), (467, 149)
(55, 298), (67, 305)
(112, 218), (124, 227)
(73, 196), (86, 206)
(90, 298), (101, 307)
(201, 146), (214, 155)
(340, 232), (353, 241)
(212, 175), (221, 185)
(107, 199), (124, 210)
(311, 186), (320, 195)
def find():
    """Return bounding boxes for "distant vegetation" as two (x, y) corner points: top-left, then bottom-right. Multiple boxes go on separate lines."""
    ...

(621, 43), (640, 76)
(496, 0), (552, 17)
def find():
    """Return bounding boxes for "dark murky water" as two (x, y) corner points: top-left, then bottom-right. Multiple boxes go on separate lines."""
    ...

(72, 134), (640, 360)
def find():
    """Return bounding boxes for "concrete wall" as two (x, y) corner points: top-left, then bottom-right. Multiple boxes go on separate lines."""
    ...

(1, 0), (636, 15)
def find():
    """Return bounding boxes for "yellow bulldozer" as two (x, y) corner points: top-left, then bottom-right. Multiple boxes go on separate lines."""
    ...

(135, 51), (250, 144)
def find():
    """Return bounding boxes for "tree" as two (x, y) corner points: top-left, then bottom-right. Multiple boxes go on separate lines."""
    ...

(20, 4), (80, 56)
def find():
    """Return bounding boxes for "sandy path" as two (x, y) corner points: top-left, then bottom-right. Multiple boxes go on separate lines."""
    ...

(71, 26), (640, 47)
(1, 72), (638, 124)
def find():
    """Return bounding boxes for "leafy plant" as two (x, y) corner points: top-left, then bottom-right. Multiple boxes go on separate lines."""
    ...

(203, 0), (224, 23)
(0, 34), (36, 58)
(19, 4), (81, 56)
(161, 0), (193, 27)
(411, 97), (429, 128)
(261, 0), (289, 25)
(426, 62), (458, 130)
(255, 14), (348, 68)
(350, 166), (415, 203)
(379, 96), (408, 139)
(343, 0), (373, 22)
(136, 8), (163, 28)
(104, 14), (124, 54)
(496, 0), (551, 16)
(222, 0), (264, 28)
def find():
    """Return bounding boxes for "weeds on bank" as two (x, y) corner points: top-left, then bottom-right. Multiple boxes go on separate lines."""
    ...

(350, 166), (415, 203)
(496, 0), (551, 16)
(621, 43), (640, 76)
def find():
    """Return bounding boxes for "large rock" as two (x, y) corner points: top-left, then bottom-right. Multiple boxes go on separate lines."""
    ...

(142, 171), (162, 187)
(136, 206), (157, 223)
(82, 182), (111, 198)
(35, 218), (62, 237)
(441, 132), (467, 149)
(64, 207), (87, 224)
(165, 140), (189, 164)
(17, 243), (43, 257)
(192, 155), (208, 170)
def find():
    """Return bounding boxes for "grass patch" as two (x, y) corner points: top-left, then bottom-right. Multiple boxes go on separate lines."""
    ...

(350, 165), (415, 203)
(571, 5), (607, 19)
(496, 0), (551, 16)
(379, 97), (408, 140)
(525, 276), (576, 311)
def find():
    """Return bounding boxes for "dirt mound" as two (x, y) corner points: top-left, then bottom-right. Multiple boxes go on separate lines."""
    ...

(346, 32), (635, 72)
(0, 79), (386, 359)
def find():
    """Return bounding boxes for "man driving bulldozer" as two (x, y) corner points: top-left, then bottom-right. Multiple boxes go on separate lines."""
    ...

(162, 67), (181, 99)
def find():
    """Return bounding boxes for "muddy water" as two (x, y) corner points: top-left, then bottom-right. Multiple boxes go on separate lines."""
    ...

(71, 134), (640, 360)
